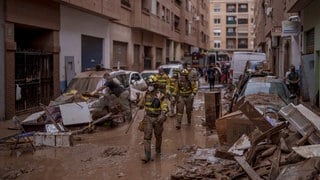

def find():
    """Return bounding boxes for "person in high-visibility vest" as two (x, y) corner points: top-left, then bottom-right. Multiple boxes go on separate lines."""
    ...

(174, 69), (198, 129)
(166, 69), (179, 117)
(138, 75), (168, 163)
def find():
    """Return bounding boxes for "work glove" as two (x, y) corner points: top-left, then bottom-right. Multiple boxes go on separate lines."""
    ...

(159, 111), (167, 123)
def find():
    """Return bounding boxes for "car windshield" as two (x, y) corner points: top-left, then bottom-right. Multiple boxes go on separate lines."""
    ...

(141, 73), (156, 79)
(162, 68), (171, 75)
(241, 81), (290, 100)
(66, 77), (103, 93)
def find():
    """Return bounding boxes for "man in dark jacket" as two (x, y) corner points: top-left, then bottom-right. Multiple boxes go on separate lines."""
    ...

(93, 73), (132, 122)
(206, 64), (216, 90)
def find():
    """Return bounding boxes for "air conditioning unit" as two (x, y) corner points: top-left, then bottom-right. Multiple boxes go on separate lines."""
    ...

(193, 15), (200, 21)
(266, 7), (272, 17)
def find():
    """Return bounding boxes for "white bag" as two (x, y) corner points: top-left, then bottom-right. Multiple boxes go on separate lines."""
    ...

(16, 84), (22, 100)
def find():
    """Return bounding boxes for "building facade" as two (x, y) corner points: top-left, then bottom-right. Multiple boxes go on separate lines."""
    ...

(287, 0), (320, 108)
(1, 0), (210, 119)
(209, 0), (255, 56)
(254, 0), (319, 108)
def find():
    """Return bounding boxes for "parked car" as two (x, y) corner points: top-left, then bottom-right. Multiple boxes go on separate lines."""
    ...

(230, 76), (293, 113)
(55, 69), (147, 104)
(140, 70), (158, 80)
(158, 63), (183, 78)
(110, 70), (147, 102)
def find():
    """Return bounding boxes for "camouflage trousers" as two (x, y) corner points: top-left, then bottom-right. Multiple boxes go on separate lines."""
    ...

(176, 95), (194, 125)
(143, 114), (164, 154)
(119, 90), (132, 122)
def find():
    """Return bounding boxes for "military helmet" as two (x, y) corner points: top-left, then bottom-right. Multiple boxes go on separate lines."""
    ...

(147, 75), (158, 84)
(180, 69), (189, 76)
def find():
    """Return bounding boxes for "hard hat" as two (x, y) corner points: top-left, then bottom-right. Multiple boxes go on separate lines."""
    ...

(147, 75), (158, 84)
(180, 69), (189, 76)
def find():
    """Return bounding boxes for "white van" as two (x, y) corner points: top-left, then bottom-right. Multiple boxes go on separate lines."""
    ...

(231, 52), (266, 84)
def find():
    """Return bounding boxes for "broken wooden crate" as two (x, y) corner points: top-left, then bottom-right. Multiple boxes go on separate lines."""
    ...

(34, 132), (73, 147)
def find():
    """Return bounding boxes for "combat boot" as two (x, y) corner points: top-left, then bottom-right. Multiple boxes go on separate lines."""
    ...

(141, 151), (151, 163)
(187, 114), (191, 124)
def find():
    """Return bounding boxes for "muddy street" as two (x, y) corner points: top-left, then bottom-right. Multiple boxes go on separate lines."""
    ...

(0, 88), (222, 180)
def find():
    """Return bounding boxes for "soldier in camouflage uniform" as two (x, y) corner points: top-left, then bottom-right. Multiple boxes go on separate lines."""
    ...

(174, 69), (198, 129)
(138, 75), (168, 163)
(155, 67), (169, 94)
(166, 70), (179, 116)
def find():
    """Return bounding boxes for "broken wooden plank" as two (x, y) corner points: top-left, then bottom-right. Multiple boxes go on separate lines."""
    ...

(234, 156), (263, 180)
(269, 148), (281, 180)
(71, 112), (112, 135)
(239, 101), (273, 132)
(215, 150), (236, 160)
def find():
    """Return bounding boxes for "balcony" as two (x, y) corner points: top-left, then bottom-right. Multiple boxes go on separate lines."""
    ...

(226, 32), (236, 36)
(226, 20), (237, 25)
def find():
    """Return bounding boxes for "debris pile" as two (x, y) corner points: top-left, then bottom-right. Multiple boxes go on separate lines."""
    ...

(172, 103), (320, 179)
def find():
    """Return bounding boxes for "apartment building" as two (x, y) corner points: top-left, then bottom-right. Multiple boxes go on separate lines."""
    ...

(254, 0), (319, 108)
(208, 0), (255, 57)
(1, 0), (210, 119)
(286, 0), (320, 108)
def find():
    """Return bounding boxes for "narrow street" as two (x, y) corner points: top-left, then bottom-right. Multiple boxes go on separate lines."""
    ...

(0, 81), (222, 180)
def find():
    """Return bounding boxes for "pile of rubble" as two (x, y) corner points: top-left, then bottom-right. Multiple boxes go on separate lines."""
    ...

(172, 103), (320, 179)
(0, 91), (127, 149)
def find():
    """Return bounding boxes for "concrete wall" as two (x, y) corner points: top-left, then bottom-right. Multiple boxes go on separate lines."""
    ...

(59, 5), (110, 91)
(0, 0), (4, 120)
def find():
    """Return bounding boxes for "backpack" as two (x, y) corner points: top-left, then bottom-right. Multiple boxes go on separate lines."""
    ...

(208, 69), (215, 79)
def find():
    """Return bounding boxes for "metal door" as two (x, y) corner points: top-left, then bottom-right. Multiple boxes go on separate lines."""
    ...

(81, 35), (103, 71)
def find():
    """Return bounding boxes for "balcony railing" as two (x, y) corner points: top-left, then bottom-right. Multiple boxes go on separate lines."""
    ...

(227, 32), (236, 36)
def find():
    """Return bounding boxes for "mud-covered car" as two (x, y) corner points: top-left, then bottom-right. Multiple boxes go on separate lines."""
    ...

(140, 70), (158, 80)
(217, 76), (294, 145)
(230, 76), (293, 114)
(21, 68), (146, 131)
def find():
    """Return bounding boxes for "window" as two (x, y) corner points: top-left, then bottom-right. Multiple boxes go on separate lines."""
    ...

(238, 38), (248, 49)
(227, 4), (236, 12)
(227, 39), (236, 49)
(175, 0), (182, 7)
(156, 48), (163, 67)
(214, 18), (221, 24)
(226, 16), (236, 24)
(161, 6), (165, 20)
(166, 9), (170, 23)
(214, 5), (220, 12)
(238, 3), (248, 12)
(142, 0), (150, 13)
(214, 41), (221, 48)
(174, 15), (180, 32)
(213, 29), (221, 36)
(226, 27), (236, 36)
(238, 18), (248, 24)
(121, 0), (131, 8)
